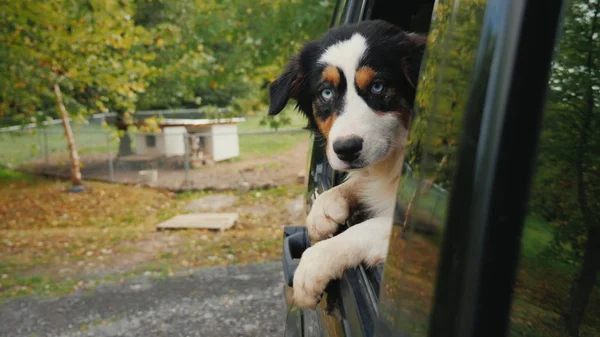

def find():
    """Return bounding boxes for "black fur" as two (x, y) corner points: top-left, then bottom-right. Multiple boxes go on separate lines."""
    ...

(312, 65), (347, 121)
(268, 19), (427, 131)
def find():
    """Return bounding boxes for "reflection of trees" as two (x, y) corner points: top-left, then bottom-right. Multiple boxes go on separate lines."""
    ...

(405, 0), (599, 335)
(382, 0), (489, 335)
(406, 0), (487, 189)
(528, 0), (599, 335)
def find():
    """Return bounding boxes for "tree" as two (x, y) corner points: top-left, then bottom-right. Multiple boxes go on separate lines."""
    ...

(529, 0), (600, 335)
(405, 0), (487, 188)
(132, 0), (333, 127)
(0, 0), (156, 185)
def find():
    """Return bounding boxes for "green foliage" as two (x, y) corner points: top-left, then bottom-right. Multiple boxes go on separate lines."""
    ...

(133, 0), (333, 126)
(0, 0), (162, 124)
(528, 0), (600, 260)
(0, 168), (37, 183)
(405, 0), (487, 188)
(0, 0), (332, 129)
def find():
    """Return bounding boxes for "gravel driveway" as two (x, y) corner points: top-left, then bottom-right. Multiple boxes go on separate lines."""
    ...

(0, 262), (286, 337)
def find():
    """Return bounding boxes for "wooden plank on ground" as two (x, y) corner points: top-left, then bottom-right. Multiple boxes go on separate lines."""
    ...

(156, 213), (238, 232)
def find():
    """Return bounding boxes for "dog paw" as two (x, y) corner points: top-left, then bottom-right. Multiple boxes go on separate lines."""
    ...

(292, 241), (344, 309)
(307, 188), (350, 242)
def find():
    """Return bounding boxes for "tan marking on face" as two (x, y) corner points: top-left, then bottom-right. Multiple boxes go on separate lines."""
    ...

(314, 112), (336, 139)
(322, 66), (340, 86)
(355, 66), (376, 90)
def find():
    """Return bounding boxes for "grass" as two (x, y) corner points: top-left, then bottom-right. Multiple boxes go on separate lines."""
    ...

(389, 175), (599, 336)
(0, 107), (308, 167)
(237, 108), (309, 157)
(519, 216), (555, 260)
(0, 169), (37, 182)
(238, 132), (308, 157)
(0, 124), (114, 167)
(0, 168), (305, 301)
(398, 176), (448, 223)
(508, 217), (600, 337)
(237, 107), (308, 132)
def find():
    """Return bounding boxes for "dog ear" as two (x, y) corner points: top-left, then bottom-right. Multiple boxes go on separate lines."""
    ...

(268, 56), (303, 116)
(400, 33), (427, 90)
(268, 41), (321, 116)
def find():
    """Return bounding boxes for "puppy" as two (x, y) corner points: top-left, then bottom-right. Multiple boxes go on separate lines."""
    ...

(268, 19), (426, 309)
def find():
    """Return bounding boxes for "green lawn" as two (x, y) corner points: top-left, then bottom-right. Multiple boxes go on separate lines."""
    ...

(509, 217), (600, 337)
(238, 131), (308, 157)
(398, 175), (449, 224)
(0, 108), (308, 167)
(395, 173), (599, 336)
(237, 108), (309, 157)
(0, 124), (114, 166)
(237, 107), (308, 132)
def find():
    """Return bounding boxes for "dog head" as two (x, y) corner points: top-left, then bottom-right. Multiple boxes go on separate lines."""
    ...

(268, 20), (426, 171)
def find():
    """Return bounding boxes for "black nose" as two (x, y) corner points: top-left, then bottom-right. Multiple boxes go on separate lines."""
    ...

(333, 137), (363, 162)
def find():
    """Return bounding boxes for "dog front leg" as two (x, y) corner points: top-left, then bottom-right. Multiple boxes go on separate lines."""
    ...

(306, 177), (360, 242)
(293, 216), (393, 308)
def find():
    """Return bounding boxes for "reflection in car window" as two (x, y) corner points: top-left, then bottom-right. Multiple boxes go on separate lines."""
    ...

(508, 0), (600, 336)
(377, 0), (488, 335)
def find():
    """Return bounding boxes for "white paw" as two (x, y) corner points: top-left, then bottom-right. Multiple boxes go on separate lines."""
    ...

(292, 241), (344, 309)
(306, 188), (350, 242)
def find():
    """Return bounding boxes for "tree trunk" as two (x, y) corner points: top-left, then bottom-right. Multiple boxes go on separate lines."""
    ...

(563, 227), (600, 337)
(564, 83), (599, 336)
(563, 2), (599, 329)
(118, 129), (134, 157)
(115, 114), (134, 157)
(53, 83), (83, 186)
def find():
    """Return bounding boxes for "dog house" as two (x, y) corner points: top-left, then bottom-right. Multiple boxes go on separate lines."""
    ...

(134, 118), (245, 165)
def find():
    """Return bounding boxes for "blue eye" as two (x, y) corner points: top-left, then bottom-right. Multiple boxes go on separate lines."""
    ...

(321, 88), (334, 100)
(371, 82), (384, 94)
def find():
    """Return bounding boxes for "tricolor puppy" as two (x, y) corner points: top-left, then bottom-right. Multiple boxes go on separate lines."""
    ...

(268, 20), (426, 309)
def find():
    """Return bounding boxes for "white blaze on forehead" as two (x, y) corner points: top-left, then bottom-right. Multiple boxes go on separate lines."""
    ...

(318, 33), (368, 82)
(318, 33), (371, 135)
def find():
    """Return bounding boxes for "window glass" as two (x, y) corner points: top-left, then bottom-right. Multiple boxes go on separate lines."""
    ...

(377, 0), (489, 335)
(508, 0), (600, 336)
(330, 0), (348, 27)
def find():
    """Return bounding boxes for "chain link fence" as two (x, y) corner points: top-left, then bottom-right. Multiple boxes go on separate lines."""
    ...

(0, 114), (310, 191)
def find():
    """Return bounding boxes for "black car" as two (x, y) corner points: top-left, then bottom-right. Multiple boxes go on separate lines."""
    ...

(281, 0), (600, 336)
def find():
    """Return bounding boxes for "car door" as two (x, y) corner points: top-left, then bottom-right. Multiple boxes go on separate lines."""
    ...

(375, 0), (578, 336)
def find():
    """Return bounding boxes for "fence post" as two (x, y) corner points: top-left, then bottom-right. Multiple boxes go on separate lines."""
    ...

(43, 127), (49, 164)
(106, 131), (115, 182)
(37, 127), (42, 160)
(183, 133), (191, 190)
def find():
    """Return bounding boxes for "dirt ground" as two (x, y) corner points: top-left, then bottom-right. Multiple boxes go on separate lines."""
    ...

(0, 170), (306, 301)
(21, 139), (310, 191)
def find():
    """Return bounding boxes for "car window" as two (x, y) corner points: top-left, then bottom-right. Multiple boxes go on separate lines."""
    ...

(376, 0), (489, 335)
(330, 0), (349, 26)
(507, 0), (600, 336)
